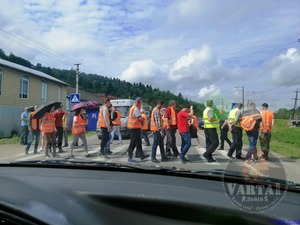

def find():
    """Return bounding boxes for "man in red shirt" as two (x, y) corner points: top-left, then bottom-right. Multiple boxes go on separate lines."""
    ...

(53, 105), (69, 153)
(177, 104), (194, 164)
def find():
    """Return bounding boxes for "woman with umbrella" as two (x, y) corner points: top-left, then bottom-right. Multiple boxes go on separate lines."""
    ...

(41, 104), (57, 159)
(70, 103), (90, 158)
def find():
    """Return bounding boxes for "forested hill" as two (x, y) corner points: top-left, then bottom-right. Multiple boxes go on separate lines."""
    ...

(0, 49), (205, 115)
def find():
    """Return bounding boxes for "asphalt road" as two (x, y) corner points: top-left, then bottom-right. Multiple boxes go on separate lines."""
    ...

(0, 131), (299, 184)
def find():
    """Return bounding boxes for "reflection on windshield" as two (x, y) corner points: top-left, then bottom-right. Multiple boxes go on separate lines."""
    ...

(115, 106), (129, 118)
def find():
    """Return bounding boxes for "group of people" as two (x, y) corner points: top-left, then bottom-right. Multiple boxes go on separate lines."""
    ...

(22, 97), (274, 164)
(97, 97), (203, 164)
(203, 100), (274, 163)
(21, 104), (70, 158)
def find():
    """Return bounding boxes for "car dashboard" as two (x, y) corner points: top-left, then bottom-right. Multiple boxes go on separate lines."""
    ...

(1, 165), (299, 225)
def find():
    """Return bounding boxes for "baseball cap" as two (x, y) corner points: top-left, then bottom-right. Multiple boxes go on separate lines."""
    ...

(206, 99), (213, 107)
(136, 97), (142, 102)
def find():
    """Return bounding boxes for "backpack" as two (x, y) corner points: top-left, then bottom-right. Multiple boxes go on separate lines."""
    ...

(240, 112), (262, 131)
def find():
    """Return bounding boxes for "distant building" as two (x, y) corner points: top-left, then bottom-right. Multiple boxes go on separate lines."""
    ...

(0, 58), (69, 138)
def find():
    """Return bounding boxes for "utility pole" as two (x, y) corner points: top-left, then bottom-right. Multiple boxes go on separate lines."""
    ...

(235, 86), (244, 109)
(291, 89), (299, 120)
(74, 63), (81, 94)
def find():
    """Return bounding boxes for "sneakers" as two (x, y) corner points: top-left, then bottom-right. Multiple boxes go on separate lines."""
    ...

(203, 154), (216, 163)
(151, 158), (160, 163)
(179, 156), (189, 164)
(217, 147), (224, 150)
(128, 158), (138, 163)
(140, 154), (150, 160)
(161, 157), (170, 162)
(227, 153), (235, 159)
(236, 155), (245, 160)
(98, 153), (109, 159)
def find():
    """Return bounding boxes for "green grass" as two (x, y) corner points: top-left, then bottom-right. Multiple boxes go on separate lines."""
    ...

(0, 135), (20, 144)
(240, 119), (300, 159)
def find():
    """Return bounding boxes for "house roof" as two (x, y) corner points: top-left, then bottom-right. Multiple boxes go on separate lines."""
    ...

(0, 58), (69, 86)
(67, 86), (104, 104)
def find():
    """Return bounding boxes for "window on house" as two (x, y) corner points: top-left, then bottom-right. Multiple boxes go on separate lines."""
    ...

(20, 76), (29, 99)
(0, 68), (2, 96)
(42, 81), (48, 102)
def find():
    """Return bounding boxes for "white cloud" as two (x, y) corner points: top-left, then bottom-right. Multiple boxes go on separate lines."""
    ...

(198, 84), (220, 98)
(264, 48), (300, 86)
(119, 60), (168, 85)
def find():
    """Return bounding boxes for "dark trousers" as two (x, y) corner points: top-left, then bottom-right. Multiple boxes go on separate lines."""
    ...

(20, 125), (28, 144)
(165, 128), (179, 155)
(100, 128), (110, 154)
(56, 126), (63, 148)
(127, 129), (143, 158)
(45, 132), (56, 157)
(219, 127), (232, 148)
(204, 128), (219, 156)
(228, 126), (243, 157)
(151, 131), (166, 159)
(141, 130), (150, 145)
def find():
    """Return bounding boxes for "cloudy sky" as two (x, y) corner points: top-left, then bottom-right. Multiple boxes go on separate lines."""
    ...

(0, 0), (299, 111)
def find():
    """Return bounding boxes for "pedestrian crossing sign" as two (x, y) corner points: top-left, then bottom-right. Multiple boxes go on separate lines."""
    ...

(70, 93), (80, 104)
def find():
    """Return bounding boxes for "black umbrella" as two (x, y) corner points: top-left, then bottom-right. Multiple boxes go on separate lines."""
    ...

(33, 101), (61, 119)
(26, 106), (35, 113)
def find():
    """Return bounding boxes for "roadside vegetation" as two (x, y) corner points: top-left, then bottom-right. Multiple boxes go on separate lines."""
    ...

(241, 119), (300, 159)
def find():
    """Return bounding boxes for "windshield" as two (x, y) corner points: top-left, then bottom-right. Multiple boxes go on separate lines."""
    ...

(115, 106), (130, 118)
(0, 0), (299, 219)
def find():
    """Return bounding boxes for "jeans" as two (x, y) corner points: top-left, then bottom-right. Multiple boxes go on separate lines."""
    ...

(71, 133), (88, 155)
(179, 132), (191, 158)
(204, 128), (219, 156)
(245, 129), (259, 160)
(20, 125), (28, 144)
(151, 131), (166, 159)
(56, 126), (63, 148)
(110, 125), (122, 144)
(25, 130), (41, 153)
(63, 128), (68, 145)
(100, 128), (110, 154)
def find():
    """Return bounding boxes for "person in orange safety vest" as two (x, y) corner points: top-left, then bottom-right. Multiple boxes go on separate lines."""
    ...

(70, 107), (89, 158)
(259, 103), (274, 161)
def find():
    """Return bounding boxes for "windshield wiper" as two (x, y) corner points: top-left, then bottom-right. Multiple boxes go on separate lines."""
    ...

(10, 159), (182, 172)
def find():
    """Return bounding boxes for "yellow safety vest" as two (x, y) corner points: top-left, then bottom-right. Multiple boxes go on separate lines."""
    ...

(203, 107), (219, 129)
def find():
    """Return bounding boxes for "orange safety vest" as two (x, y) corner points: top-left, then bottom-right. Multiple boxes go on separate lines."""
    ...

(112, 111), (121, 126)
(98, 107), (109, 128)
(150, 107), (162, 131)
(41, 112), (55, 133)
(127, 105), (142, 129)
(240, 113), (262, 131)
(72, 115), (86, 135)
(192, 116), (200, 131)
(169, 107), (177, 125)
(30, 112), (41, 131)
(141, 113), (148, 130)
(260, 110), (273, 131)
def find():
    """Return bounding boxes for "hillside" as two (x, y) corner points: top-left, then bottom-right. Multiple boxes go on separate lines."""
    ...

(0, 49), (205, 116)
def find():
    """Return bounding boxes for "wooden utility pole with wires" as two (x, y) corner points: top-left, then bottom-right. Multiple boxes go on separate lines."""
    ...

(290, 89), (299, 124)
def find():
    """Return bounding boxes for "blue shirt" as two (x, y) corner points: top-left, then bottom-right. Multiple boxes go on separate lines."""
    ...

(21, 112), (29, 126)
